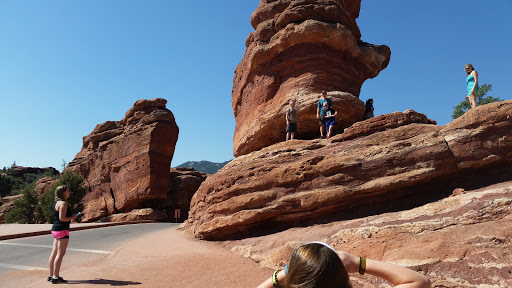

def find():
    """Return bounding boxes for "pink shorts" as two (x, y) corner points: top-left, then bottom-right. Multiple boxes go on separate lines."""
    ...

(51, 230), (70, 239)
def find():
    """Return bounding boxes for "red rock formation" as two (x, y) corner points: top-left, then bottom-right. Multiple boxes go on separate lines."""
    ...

(0, 195), (22, 223)
(8, 166), (59, 178)
(183, 101), (512, 240)
(164, 167), (208, 222)
(67, 98), (179, 222)
(221, 181), (512, 287)
(232, 0), (391, 156)
(34, 176), (58, 196)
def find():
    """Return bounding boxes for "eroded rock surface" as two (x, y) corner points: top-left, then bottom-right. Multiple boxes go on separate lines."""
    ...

(183, 101), (512, 240)
(233, 0), (391, 156)
(221, 182), (512, 288)
(67, 98), (179, 222)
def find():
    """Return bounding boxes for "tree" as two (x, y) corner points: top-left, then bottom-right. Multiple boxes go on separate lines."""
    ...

(35, 170), (87, 223)
(452, 84), (503, 119)
(0, 174), (14, 198)
(5, 186), (38, 223)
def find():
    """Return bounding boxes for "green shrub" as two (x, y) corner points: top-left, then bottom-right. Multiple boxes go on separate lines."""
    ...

(5, 186), (38, 223)
(452, 84), (503, 119)
(0, 174), (14, 198)
(35, 170), (87, 224)
(35, 189), (55, 223)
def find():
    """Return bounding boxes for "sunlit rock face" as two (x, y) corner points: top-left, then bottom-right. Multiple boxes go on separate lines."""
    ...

(67, 98), (179, 222)
(232, 0), (391, 156)
(184, 101), (512, 240)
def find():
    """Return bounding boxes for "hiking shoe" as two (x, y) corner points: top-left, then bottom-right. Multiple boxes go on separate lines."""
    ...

(51, 277), (68, 284)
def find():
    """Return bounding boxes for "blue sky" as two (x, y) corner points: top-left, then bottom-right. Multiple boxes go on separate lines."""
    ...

(1, 1), (511, 171)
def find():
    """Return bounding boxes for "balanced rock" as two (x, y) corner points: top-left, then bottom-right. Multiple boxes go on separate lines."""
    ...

(232, 0), (391, 156)
(67, 98), (179, 222)
(183, 101), (512, 240)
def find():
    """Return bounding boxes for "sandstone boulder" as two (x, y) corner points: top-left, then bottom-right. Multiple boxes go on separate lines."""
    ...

(232, 0), (391, 156)
(34, 176), (58, 196)
(67, 98), (179, 222)
(183, 101), (512, 240)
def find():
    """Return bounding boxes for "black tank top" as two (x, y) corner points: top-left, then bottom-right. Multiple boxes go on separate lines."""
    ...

(51, 201), (72, 231)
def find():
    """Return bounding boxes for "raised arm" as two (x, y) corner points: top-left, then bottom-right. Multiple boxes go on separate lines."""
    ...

(337, 251), (431, 288)
(257, 270), (286, 288)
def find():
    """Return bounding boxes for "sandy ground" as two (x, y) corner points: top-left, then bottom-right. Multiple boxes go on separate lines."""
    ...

(2, 227), (272, 288)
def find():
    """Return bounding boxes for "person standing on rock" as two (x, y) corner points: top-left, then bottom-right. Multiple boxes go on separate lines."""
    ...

(465, 63), (479, 109)
(317, 90), (332, 138)
(321, 102), (337, 139)
(286, 100), (298, 141)
(48, 185), (80, 284)
(257, 242), (431, 288)
(364, 98), (374, 119)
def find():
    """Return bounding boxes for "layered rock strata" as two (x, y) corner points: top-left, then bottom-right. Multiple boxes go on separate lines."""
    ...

(232, 0), (391, 156)
(67, 98), (179, 222)
(222, 181), (512, 288)
(183, 100), (512, 240)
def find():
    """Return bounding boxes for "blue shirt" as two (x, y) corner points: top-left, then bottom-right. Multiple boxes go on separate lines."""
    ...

(317, 98), (332, 113)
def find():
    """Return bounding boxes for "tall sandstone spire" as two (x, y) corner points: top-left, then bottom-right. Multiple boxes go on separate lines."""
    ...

(232, 0), (390, 156)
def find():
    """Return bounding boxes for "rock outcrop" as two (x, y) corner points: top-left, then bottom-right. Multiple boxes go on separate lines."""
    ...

(8, 166), (59, 178)
(34, 176), (58, 196)
(67, 98), (179, 222)
(183, 101), (512, 240)
(0, 195), (22, 223)
(232, 0), (391, 156)
(164, 167), (208, 222)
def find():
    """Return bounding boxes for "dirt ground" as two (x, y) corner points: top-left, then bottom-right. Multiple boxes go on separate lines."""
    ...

(2, 227), (272, 288)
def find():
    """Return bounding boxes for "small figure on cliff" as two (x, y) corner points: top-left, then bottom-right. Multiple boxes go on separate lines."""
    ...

(48, 185), (80, 284)
(364, 98), (374, 119)
(317, 90), (332, 138)
(321, 102), (337, 139)
(257, 242), (431, 288)
(465, 63), (479, 109)
(286, 100), (298, 141)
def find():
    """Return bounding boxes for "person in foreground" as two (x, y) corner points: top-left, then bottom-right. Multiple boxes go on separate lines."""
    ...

(465, 63), (479, 109)
(48, 185), (80, 284)
(257, 242), (431, 288)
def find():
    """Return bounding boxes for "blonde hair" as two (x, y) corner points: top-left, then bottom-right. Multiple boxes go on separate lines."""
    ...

(285, 243), (352, 288)
(55, 185), (68, 201)
(465, 63), (475, 76)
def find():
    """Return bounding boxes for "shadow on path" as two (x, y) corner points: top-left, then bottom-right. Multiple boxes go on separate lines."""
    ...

(67, 279), (142, 286)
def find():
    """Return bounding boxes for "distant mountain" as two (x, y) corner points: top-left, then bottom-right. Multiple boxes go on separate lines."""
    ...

(174, 160), (231, 174)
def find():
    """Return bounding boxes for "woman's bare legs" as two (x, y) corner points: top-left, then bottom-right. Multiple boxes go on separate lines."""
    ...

(469, 93), (478, 109)
(49, 237), (69, 278)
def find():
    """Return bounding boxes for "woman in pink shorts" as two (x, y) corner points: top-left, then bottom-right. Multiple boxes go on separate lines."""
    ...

(48, 185), (79, 284)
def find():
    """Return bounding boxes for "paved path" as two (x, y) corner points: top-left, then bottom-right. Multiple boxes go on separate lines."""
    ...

(0, 223), (271, 287)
